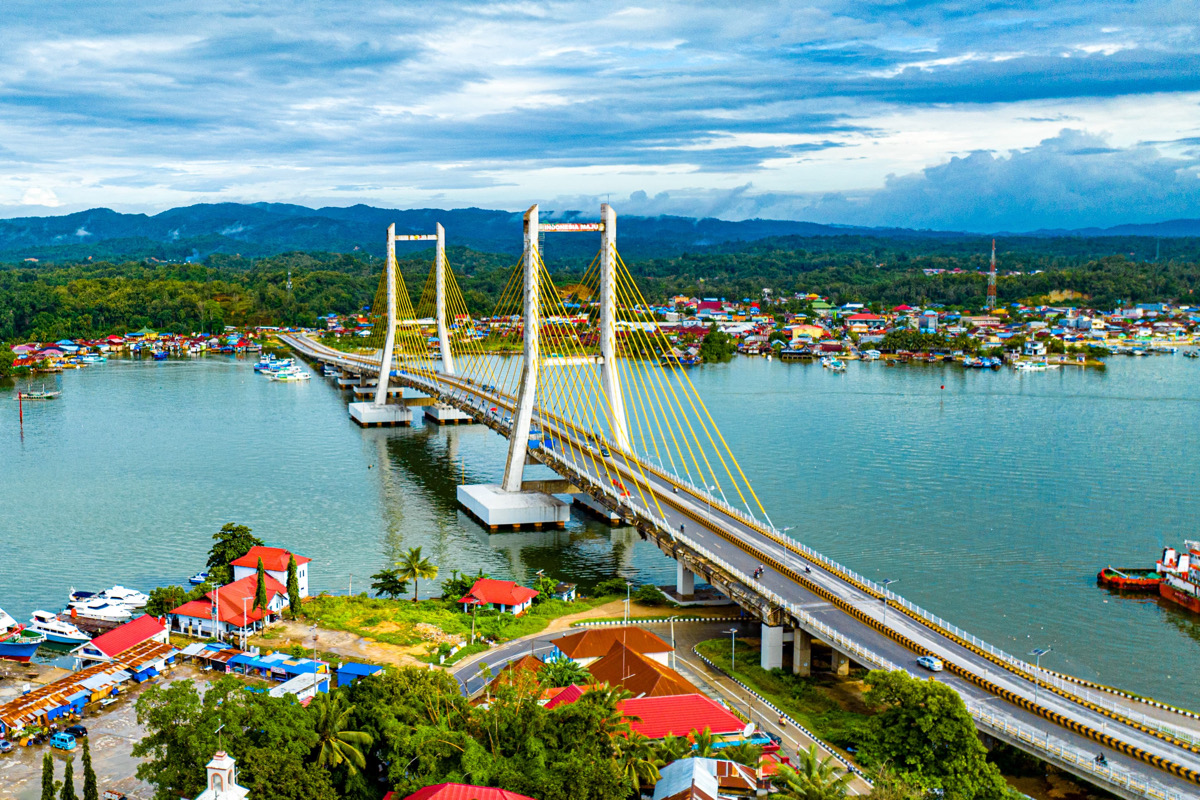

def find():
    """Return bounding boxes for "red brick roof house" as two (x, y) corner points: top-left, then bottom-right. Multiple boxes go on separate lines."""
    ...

(549, 626), (672, 668)
(168, 573), (288, 639)
(587, 641), (696, 698)
(401, 785), (538, 800)
(459, 579), (538, 616)
(70, 614), (168, 665)
(619, 694), (746, 740)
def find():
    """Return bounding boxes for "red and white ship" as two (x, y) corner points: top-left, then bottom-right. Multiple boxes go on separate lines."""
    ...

(1157, 543), (1200, 614)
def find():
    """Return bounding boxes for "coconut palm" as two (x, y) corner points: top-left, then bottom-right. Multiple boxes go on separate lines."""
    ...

(721, 741), (764, 768)
(691, 726), (720, 757)
(311, 691), (373, 775)
(774, 744), (852, 800)
(538, 657), (592, 688)
(618, 732), (662, 789)
(655, 734), (692, 765)
(395, 546), (438, 602)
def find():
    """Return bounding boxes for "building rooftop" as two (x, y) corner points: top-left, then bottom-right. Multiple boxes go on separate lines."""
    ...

(230, 546), (310, 572)
(551, 626), (671, 660)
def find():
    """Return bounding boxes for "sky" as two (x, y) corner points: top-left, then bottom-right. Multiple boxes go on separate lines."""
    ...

(0, 0), (1198, 231)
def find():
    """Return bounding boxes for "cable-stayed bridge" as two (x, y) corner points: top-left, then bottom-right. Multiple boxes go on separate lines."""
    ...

(283, 205), (1200, 800)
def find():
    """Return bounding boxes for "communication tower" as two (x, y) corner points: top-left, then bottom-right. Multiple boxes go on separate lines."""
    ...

(986, 239), (997, 311)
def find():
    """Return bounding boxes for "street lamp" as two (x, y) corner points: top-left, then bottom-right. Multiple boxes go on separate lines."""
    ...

(666, 614), (683, 670)
(707, 485), (717, 522)
(1029, 647), (1052, 705)
(724, 628), (739, 672)
(880, 578), (899, 629)
(625, 581), (633, 624)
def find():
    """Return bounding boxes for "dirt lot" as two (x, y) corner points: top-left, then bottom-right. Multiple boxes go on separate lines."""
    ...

(0, 667), (207, 800)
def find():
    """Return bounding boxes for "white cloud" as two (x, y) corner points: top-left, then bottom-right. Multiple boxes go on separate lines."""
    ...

(21, 187), (60, 206)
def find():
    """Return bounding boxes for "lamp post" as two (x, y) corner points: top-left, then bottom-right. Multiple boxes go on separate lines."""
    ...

(624, 581), (633, 624)
(241, 597), (250, 651)
(724, 628), (739, 672)
(707, 484), (717, 523)
(667, 614), (683, 670)
(1029, 647), (1052, 705)
(880, 578), (899, 629)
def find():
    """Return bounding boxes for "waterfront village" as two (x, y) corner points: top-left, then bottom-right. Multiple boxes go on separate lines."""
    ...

(7, 294), (1200, 377)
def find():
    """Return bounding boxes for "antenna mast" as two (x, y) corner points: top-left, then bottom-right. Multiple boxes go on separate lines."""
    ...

(986, 239), (997, 311)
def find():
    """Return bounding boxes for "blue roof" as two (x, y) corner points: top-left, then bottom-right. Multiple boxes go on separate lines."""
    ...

(338, 662), (383, 677)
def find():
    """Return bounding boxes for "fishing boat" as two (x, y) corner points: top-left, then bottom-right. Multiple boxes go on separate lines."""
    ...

(254, 354), (279, 372)
(1185, 350), (1199, 359)
(189, 571), (210, 585)
(27, 611), (91, 644)
(0, 608), (45, 662)
(21, 384), (61, 400)
(97, 586), (149, 608)
(820, 357), (846, 372)
(1096, 567), (1162, 591)
(80, 354), (107, 364)
(152, 350), (168, 361)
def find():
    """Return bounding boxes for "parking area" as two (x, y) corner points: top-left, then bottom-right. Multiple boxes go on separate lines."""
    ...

(0, 667), (206, 800)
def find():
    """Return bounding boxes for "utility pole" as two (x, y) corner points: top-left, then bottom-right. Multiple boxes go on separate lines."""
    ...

(986, 239), (997, 311)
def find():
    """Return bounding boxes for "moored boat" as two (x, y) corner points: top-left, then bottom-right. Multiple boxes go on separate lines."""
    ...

(21, 384), (61, 400)
(97, 585), (149, 608)
(28, 610), (91, 644)
(1158, 543), (1200, 614)
(1096, 566), (1162, 591)
(66, 597), (133, 624)
(0, 608), (45, 662)
(189, 571), (210, 585)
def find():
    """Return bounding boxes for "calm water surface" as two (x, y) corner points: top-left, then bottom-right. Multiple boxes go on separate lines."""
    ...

(1, 354), (1198, 705)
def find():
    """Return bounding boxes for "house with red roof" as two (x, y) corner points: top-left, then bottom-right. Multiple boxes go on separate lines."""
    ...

(619, 693), (746, 740)
(168, 573), (288, 639)
(549, 626), (671, 668)
(459, 578), (538, 616)
(397, 785), (538, 800)
(231, 546), (311, 598)
(71, 614), (168, 665)
(588, 642), (696, 698)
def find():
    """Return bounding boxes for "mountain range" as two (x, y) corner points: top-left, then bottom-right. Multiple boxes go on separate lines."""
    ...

(2, 203), (1199, 264)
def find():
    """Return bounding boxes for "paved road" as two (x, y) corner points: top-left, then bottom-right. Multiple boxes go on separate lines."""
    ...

(287, 335), (1200, 798)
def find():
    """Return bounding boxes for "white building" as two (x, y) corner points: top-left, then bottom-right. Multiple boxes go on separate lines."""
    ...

(231, 546), (310, 598)
(193, 752), (248, 800)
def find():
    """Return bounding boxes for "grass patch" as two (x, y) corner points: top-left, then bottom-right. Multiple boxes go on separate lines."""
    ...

(305, 593), (617, 654)
(695, 638), (873, 756)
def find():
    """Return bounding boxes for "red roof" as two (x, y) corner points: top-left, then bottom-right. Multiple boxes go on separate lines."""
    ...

(619, 694), (746, 739)
(230, 546), (310, 572)
(170, 573), (287, 626)
(892, 305), (917, 312)
(846, 313), (883, 321)
(403, 785), (538, 800)
(543, 683), (589, 709)
(551, 627), (670, 660)
(87, 615), (165, 658)
(459, 579), (538, 607)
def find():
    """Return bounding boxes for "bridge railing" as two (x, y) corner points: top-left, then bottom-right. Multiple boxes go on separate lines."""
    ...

(967, 702), (1191, 800)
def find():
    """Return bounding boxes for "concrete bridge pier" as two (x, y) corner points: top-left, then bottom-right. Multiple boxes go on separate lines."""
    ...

(831, 649), (851, 677)
(760, 624), (784, 671)
(676, 562), (695, 599)
(792, 628), (812, 676)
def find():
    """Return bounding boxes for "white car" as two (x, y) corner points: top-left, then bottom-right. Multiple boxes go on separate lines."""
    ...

(916, 655), (944, 672)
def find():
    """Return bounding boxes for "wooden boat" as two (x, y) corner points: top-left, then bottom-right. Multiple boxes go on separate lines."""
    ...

(21, 385), (61, 400)
(1096, 566), (1162, 591)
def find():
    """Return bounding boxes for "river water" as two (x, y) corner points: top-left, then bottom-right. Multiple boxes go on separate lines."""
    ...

(2, 354), (1198, 706)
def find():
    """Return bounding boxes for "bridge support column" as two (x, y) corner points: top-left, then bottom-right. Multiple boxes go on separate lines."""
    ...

(760, 624), (783, 671)
(457, 204), (567, 530)
(599, 203), (629, 451)
(792, 629), (812, 677)
(676, 562), (695, 599)
(350, 223), (411, 427)
(831, 649), (850, 677)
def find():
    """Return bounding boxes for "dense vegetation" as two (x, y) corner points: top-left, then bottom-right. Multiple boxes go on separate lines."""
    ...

(2, 236), (1198, 342)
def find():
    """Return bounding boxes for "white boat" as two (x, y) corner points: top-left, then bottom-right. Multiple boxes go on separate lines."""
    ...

(66, 598), (133, 623)
(28, 611), (91, 644)
(97, 585), (149, 608)
(269, 366), (311, 382)
(821, 356), (846, 372)
(861, 350), (881, 361)
(80, 354), (107, 364)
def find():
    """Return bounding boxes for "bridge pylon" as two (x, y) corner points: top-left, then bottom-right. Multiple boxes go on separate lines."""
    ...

(349, 223), (413, 427)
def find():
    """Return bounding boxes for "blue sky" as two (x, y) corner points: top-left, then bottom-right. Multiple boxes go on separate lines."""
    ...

(1, 0), (1198, 230)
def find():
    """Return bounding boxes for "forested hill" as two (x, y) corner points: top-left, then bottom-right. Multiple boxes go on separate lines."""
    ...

(4, 202), (1200, 266)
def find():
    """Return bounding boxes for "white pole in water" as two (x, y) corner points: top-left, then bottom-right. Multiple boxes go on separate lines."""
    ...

(599, 203), (629, 451)
(435, 223), (455, 376)
(501, 205), (541, 493)
(373, 225), (398, 407)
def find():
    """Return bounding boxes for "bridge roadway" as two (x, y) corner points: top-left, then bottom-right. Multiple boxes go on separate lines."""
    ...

(283, 335), (1200, 800)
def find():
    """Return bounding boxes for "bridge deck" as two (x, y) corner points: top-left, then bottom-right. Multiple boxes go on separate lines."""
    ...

(284, 334), (1198, 800)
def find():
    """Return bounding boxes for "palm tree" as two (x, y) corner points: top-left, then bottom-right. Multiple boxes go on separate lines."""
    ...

(395, 547), (438, 602)
(721, 741), (764, 768)
(618, 732), (662, 790)
(538, 657), (592, 688)
(773, 744), (852, 800)
(655, 734), (692, 765)
(691, 726), (720, 758)
(311, 691), (373, 776)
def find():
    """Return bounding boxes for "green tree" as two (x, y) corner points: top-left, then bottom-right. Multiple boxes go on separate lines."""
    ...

(773, 744), (852, 800)
(310, 691), (373, 776)
(253, 557), (268, 611)
(394, 547), (438, 602)
(369, 568), (409, 600)
(239, 746), (338, 800)
(440, 568), (487, 601)
(862, 670), (1009, 800)
(720, 741), (764, 768)
(145, 585), (188, 616)
(0, 345), (17, 378)
(699, 323), (735, 363)
(617, 731), (662, 789)
(206, 523), (262, 585)
(59, 757), (77, 800)
(537, 657), (592, 688)
(286, 555), (302, 619)
(531, 573), (557, 604)
(81, 738), (99, 800)
(41, 753), (57, 800)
